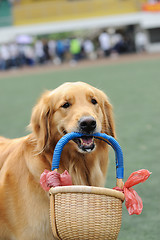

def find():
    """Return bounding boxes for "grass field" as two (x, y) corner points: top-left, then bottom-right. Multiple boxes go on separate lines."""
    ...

(0, 56), (160, 239)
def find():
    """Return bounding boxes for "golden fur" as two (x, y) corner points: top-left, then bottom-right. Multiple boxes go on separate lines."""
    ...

(0, 82), (115, 240)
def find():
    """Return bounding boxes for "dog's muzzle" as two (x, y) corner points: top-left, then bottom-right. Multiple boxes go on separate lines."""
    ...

(73, 116), (97, 152)
(79, 116), (96, 134)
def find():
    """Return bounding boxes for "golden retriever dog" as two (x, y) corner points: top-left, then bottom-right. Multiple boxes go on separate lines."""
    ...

(0, 82), (115, 240)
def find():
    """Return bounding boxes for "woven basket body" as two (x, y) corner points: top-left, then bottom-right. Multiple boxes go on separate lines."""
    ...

(50, 186), (124, 240)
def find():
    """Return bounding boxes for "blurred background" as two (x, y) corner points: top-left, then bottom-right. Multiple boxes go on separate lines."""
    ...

(0, 1), (160, 240)
(0, 0), (160, 69)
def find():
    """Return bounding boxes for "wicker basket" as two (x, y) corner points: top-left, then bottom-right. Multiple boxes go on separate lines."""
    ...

(50, 186), (124, 240)
(49, 132), (125, 240)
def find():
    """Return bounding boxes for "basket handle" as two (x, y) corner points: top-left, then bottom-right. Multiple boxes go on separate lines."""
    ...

(51, 132), (124, 188)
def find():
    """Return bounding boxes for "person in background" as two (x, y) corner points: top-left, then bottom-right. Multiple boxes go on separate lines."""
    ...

(70, 37), (81, 62)
(83, 38), (96, 60)
(55, 40), (65, 63)
(43, 39), (50, 62)
(23, 45), (35, 66)
(9, 42), (19, 68)
(135, 30), (148, 53)
(0, 44), (11, 70)
(35, 40), (45, 64)
(48, 39), (56, 62)
(98, 29), (111, 57)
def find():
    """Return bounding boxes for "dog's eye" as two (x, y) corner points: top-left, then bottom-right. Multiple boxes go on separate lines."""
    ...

(61, 102), (71, 108)
(91, 98), (97, 105)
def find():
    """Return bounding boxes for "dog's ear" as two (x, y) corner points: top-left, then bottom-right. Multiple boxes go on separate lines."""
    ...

(30, 91), (52, 152)
(96, 89), (116, 138)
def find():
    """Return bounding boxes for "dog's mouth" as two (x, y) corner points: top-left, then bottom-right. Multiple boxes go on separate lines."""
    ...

(60, 127), (95, 153)
(73, 136), (95, 153)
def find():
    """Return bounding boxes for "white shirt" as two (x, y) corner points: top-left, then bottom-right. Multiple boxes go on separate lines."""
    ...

(0, 45), (10, 60)
(135, 32), (147, 47)
(35, 40), (44, 58)
(99, 32), (111, 50)
(83, 40), (94, 53)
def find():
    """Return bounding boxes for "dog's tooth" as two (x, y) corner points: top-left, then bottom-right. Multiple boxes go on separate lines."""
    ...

(81, 137), (93, 146)
(86, 149), (91, 153)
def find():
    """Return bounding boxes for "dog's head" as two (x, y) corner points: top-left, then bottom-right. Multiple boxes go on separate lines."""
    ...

(30, 82), (115, 153)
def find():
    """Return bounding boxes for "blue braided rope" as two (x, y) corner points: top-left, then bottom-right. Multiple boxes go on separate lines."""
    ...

(51, 132), (124, 179)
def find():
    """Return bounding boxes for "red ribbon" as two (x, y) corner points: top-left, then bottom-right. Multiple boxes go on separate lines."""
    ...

(114, 169), (151, 215)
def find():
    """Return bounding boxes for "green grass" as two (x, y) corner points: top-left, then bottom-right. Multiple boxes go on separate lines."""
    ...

(0, 57), (160, 239)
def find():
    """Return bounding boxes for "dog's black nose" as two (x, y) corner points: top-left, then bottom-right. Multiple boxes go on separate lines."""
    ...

(79, 116), (96, 134)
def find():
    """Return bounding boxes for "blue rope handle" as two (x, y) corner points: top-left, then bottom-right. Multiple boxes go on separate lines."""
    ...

(51, 132), (124, 179)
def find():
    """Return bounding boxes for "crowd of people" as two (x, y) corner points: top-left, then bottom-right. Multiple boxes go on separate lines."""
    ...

(0, 29), (147, 71)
